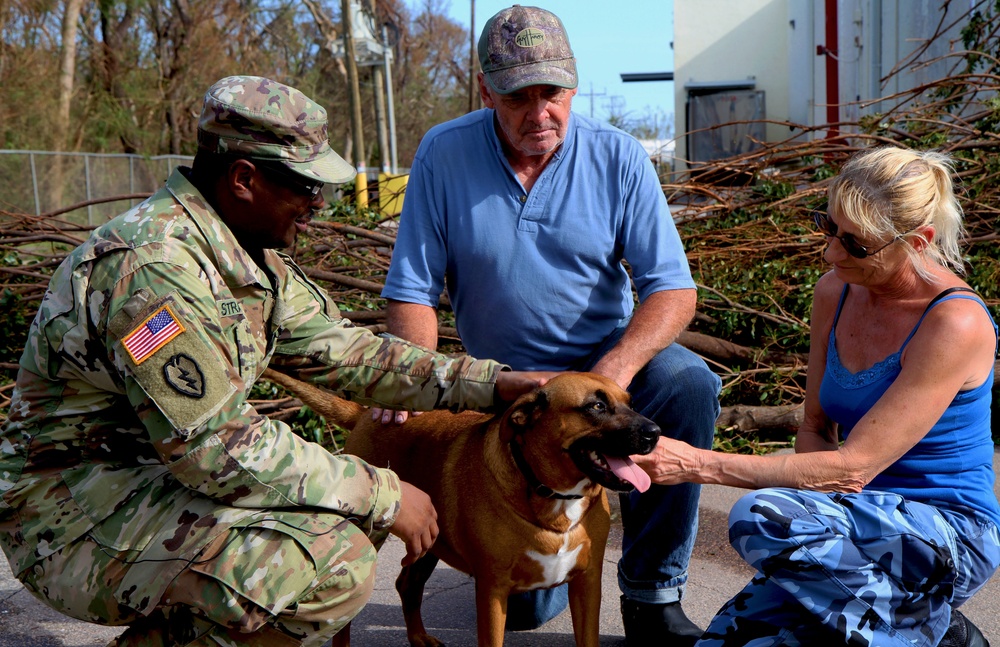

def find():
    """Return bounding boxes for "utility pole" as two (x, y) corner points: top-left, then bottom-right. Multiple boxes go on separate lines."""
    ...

(368, 0), (390, 174)
(468, 0), (478, 113)
(381, 24), (398, 174)
(341, 0), (367, 207)
(579, 82), (606, 118)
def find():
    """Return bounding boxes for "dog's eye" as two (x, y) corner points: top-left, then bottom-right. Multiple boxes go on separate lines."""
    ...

(589, 401), (606, 413)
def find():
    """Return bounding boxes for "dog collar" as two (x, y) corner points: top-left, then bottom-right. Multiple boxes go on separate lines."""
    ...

(509, 440), (584, 500)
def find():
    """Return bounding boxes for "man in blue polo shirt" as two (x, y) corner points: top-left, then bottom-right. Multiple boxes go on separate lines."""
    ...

(379, 5), (721, 645)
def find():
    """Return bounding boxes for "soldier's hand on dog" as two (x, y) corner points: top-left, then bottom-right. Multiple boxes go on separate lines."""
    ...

(389, 481), (440, 566)
(494, 370), (562, 402)
(371, 370), (564, 424)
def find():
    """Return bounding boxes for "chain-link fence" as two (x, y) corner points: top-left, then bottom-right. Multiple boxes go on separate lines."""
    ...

(0, 150), (193, 226)
(0, 150), (411, 226)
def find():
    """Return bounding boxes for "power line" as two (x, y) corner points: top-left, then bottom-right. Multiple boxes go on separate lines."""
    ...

(579, 82), (606, 118)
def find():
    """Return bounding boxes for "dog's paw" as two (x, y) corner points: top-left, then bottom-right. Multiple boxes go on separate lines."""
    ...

(407, 632), (446, 647)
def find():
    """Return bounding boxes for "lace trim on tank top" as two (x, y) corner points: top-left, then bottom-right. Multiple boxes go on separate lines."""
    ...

(826, 333), (901, 388)
(826, 285), (981, 389)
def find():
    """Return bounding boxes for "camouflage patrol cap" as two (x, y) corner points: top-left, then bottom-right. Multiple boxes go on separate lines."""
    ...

(197, 76), (355, 184)
(478, 5), (578, 95)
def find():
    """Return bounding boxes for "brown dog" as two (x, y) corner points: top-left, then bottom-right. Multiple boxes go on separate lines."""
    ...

(262, 369), (660, 647)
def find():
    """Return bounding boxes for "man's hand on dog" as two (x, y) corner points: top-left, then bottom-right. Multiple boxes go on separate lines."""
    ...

(371, 407), (421, 425)
(371, 370), (563, 424)
(389, 482), (440, 566)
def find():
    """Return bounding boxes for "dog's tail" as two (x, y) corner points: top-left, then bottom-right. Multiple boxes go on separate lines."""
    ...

(261, 367), (365, 427)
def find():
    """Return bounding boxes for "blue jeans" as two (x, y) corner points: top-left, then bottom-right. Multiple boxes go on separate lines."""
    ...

(696, 488), (1000, 646)
(508, 320), (721, 627)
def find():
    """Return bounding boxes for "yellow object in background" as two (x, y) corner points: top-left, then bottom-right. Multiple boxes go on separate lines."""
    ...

(355, 164), (369, 209)
(378, 173), (409, 216)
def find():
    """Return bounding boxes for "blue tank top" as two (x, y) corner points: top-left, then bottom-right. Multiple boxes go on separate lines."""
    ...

(820, 286), (1000, 526)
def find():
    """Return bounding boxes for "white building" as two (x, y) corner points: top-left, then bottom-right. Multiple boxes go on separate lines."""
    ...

(673, 0), (977, 172)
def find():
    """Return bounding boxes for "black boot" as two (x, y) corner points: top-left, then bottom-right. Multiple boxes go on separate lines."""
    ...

(940, 610), (989, 647)
(621, 595), (703, 647)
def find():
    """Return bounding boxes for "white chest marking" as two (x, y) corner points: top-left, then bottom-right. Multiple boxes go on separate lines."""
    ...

(555, 496), (586, 527)
(550, 478), (590, 527)
(525, 478), (591, 589)
(526, 535), (583, 589)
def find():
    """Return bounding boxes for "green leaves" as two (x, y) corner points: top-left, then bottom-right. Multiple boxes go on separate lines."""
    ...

(0, 289), (28, 366)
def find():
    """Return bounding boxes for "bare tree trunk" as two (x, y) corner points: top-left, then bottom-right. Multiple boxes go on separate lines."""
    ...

(341, 133), (353, 167)
(301, 0), (354, 174)
(52, 0), (85, 207)
(301, 0), (349, 79)
(150, 0), (193, 155)
(96, 0), (140, 154)
(57, 0), (84, 150)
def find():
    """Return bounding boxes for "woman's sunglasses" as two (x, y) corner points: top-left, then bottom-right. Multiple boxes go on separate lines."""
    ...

(255, 162), (325, 198)
(812, 211), (902, 259)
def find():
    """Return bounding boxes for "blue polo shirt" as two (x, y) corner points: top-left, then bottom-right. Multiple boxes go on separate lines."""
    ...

(382, 109), (693, 371)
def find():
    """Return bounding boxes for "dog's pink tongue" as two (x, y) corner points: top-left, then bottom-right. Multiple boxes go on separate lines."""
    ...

(605, 455), (651, 493)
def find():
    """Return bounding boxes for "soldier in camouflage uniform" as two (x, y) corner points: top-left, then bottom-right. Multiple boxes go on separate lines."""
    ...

(0, 76), (551, 646)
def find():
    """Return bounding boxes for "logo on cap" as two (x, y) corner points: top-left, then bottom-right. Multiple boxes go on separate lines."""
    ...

(515, 28), (545, 48)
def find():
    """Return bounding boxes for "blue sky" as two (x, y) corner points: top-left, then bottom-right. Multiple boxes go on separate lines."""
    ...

(443, 0), (675, 124)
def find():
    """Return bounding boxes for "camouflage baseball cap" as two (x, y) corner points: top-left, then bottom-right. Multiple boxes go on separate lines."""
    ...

(478, 5), (578, 95)
(197, 75), (355, 184)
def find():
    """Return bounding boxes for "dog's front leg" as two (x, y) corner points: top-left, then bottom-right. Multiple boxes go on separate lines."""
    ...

(568, 558), (603, 647)
(329, 622), (350, 647)
(474, 579), (510, 647)
(396, 553), (444, 647)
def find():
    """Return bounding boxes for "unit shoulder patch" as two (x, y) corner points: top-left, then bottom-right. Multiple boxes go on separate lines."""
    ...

(163, 353), (205, 398)
(114, 292), (236, 434)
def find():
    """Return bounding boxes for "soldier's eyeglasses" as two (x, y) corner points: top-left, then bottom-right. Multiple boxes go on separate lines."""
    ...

(812, 211), (902, 259)
(256, 162), (325, 198)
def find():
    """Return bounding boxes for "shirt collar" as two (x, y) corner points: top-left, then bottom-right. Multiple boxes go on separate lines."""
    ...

(164, 168), (275, 290)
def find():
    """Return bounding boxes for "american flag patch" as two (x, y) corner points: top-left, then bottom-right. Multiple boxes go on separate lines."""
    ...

(122, 305), (185, 365)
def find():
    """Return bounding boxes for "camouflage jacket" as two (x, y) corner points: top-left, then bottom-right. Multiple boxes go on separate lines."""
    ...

(0, 168), (502, 611)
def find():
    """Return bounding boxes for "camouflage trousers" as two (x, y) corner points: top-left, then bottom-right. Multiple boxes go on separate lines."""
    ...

(696, 488), (1000, 647)
(18, 510), (386, 646)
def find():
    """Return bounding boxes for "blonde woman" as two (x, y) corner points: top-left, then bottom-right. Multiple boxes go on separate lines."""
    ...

(636, 146), (999, 647)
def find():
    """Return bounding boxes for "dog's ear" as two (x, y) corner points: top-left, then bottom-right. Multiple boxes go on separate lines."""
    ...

(500, 390), (549, 442)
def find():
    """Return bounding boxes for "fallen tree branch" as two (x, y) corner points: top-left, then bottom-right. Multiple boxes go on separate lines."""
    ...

(716, 404), (803, 434)
(678, 330), (807, 368)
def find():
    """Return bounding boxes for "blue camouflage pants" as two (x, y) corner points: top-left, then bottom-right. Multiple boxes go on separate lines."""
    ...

(696, 488), (1000, 647)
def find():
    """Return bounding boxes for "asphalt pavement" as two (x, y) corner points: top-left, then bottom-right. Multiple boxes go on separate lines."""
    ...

(2, 451), (999, 646)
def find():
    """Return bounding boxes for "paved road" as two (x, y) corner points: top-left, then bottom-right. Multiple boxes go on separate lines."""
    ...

(2, 453), (999, 646)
